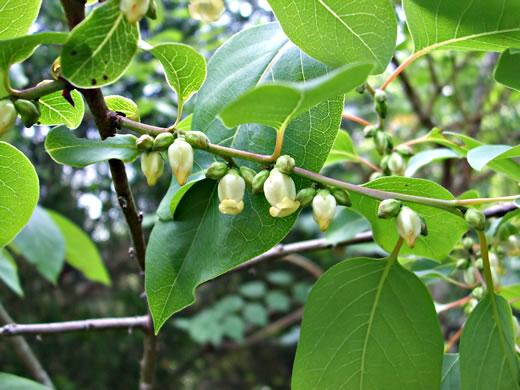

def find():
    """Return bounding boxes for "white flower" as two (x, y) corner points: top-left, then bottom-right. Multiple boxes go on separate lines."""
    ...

(218, 171), (245, 215)
(168, 138), (194, 186)
(264, 168), (300, 218)
(395, 206), (422, 248)
(141, 151), (164, 186)
(120, 0), (150, 24)
(188, 0), (225, 22)
(312, 190), (336, 232)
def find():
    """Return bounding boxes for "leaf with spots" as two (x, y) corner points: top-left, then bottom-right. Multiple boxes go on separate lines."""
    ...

(0, 0), (42, 39)
(61, 0), (139, 88)
(146, 23), (345, 333)
(0, 142), (39, 247)
(292, 257), (444, 389)
(38, 84), (84, 129)
(267, 0), (397, 74)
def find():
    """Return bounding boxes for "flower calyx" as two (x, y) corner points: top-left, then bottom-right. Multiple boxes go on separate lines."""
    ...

(275, 155), (295, 174)
(206, 161), (228, 180)
(185, 131), (209, 150)
(239, 166), (256, 188)
(252, 170), (269, 195)
(152, 132), (174, 151)
(296, 187), (316, 208)
(136, 134), (154, 151)
(377, 199), (402, 219)
(329, 187), (351, 207)
(14, 99), (41, 128)
(465, 208), (486, 231)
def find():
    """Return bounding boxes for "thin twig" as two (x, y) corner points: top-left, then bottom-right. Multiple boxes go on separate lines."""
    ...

(282, 254), (324, 279)
(342, 112), (373, 127)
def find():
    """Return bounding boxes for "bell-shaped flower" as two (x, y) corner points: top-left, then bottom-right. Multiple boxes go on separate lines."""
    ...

(312, 190), (336, 232)
(168, 137), (193, 186)
(264, 168), (300, 218)
(188, 0), (225, 22)
(141, 151), (163, 186)
(120, 0), (150, 24)
(395, 206), (422, 248)
(218, 171), (245, 215)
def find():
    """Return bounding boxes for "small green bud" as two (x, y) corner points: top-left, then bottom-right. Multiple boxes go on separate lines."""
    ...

(374, 90), (388, 119)
(206, 162), (228, 180)
(136, 134), (154, 151)
(375, 89), (387, 103)
(419, 216), (428, 236)
(374, 131), (389, 156)
(463, 237), (474, 251)
(185, 130), (209, 150)
(14, 99), (41, 128)
(464, 298), (478, 316)
(472, 286), (485, 300)
(141, 151), (164, 186)
(475, 257), (483, 270)
(380, 155), (391, 174)
(239, 166), (256, 187)
(355, 83), (366, 94)
(463, 268), (477, 286)
(152, 132), (174, 150)
(275, 155), (295, 174)
(296, 187), (316, 208)
(465, 208), (486, 231)
(396, 144), (414, 157)
(0, 100), (17, 138)
(377, 199), (402, 219)
(146, 0), (157, 19)
(252, 170), (270, 195)
(388, 152), (405, 176)
(384, 133), (394, 151)
(330, 187), (351, 207)
(369, 172), (383, 181)
(456, 258), (469, 270)
(363, 125), (377, 138)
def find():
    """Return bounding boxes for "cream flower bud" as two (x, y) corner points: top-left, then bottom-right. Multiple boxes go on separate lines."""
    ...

(188, 0), (225, 22)
(312, 190), (336, 232)
(395, 206), (422, 248)
(218, 171), (245, 215)
(264, 168), (300, 218)
(121, 0), (150, 23)
(168, 137), (193, 186)
(141, 151), (164, 186)
(0, 100), (17, 138)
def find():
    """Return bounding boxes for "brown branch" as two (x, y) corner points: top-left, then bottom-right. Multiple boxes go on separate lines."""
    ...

(139, 314), (157, 390)
(282, 254), (324, 279)
(0, 304), (55, 388)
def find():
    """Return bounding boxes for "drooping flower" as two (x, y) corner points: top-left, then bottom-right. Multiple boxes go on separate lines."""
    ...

(188, 0), (225, 22)
(218, 170), (245, 215)
(395, 206), (422, 248)
(168, 137), (193, 186)
(141, 151), (164, 186)
(312, 190), (336, 232)
(264, 168), (300, 218)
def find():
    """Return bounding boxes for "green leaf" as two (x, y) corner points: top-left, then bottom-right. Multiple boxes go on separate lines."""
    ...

(219, 62), (372, 130)
(61, 0), (139, 88)
(147, 23), (344, 333)
(239, 281), (267, 299)
(467, 144), (520, 172)
(38, 85), (84, 129)
(47, 209), (110, 286)
(292, 257), (443, 389)
(214, 295), (244, 314)
(0, 32), (67, 97)
(441, 354), (460, 390)
(404, 0), (520, 55)
(351, 177), (468, 262)
(405, 148), (460, 177)
(495, 49), (520, 92)
(0, 373), (51, 390)
(105, 95), (139, 122)
(45, 125), (139, 167)
(0, 249), (23, 296)
(266, 270), (293, 286)
(325, 208), (370, 245)
(0, 0), (42, 39)
(265, 290), (290, 312)
(267, 0), (397, 74)
(149, 43), (206, 112)
(460, 294), (520, 390)
(243, 303), (268, 327)
(499, 284), (520, 311)
(324, 129), (357, 167)
(0, 142), (39, 247)
(222, 315), (245, 342)
(12, 206), (65, 284)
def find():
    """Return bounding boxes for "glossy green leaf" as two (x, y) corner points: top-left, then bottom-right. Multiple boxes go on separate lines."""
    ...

(12, 206), (65, 284)
(495, 49), (520, 92)
(0, 142), (39, 247)
(45, 125), (139, 167)
(351, 177), (468, 262)
(0, 32), (67, 97)
(460, 294), (520, 390)
(467, 144), (520, 172)
(105, 95), (139, 122)
(0, 248), (23, 296)
(0, 0), (41, 39)
(219, 62), (372, 130)
(405, 148), (460, 177)
(47, 210), (110, 286)
(267, 0), (396, 74)
(147, 24), (345, 333)
(441, 354), (460, 390)
(61, 0), (139, 88)
(38, 85), (84, 129)
(404, 0), (520, 54)
(324, 129), (357, 166)
(292, 257), (443, 389)
(149, 43), (206, 111)
(0, 373), (51, 390)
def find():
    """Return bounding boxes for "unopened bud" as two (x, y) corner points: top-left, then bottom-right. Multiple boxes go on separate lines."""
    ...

(264, 168), (300, 217)
(168, 138), (193, 186)
(388, 152), (405, 176)
(377, 199), (402, 219)
(374, 131), (391, 156)
(463, 237), (474, 251)
(369, 172), (383, 181)
(380, 154), (390, 172)
(153, 132), (174, 150)
(472, 286), (485, 300)
(396, 144), (414, 157)
(252, 170), (269, 195)
(475, 258), (483, 270)
(456, 258), (469, 270)
(185, 130), (209, 150)
(375, 89), (387, 103)
(239, 166), (256, 187)
(465, 208), (486, 231)
(296, 187), (316, 208)
(464, 298), (478, 316)
(330, 187), (351, 207)
(463, 268), (477, 286)
(206, 162), (228, 180)
(396, 206), (422, 248)
(363, 125), (377, 138)
(0, 100), (17, 138)
(188, 0), (225, 22)
(141, 151), (164, 186)
(121, 0), (150, 23)
(419, 216), (428, 236)
(374, 90), (388, 118)
(355, 84), (366, 94)
(275, 155), (295, 174)
(312, 190), (336, 232)
(14, 99), (41, 128)
(218, 170), (245, 215)
(136, 134), (154, 151)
